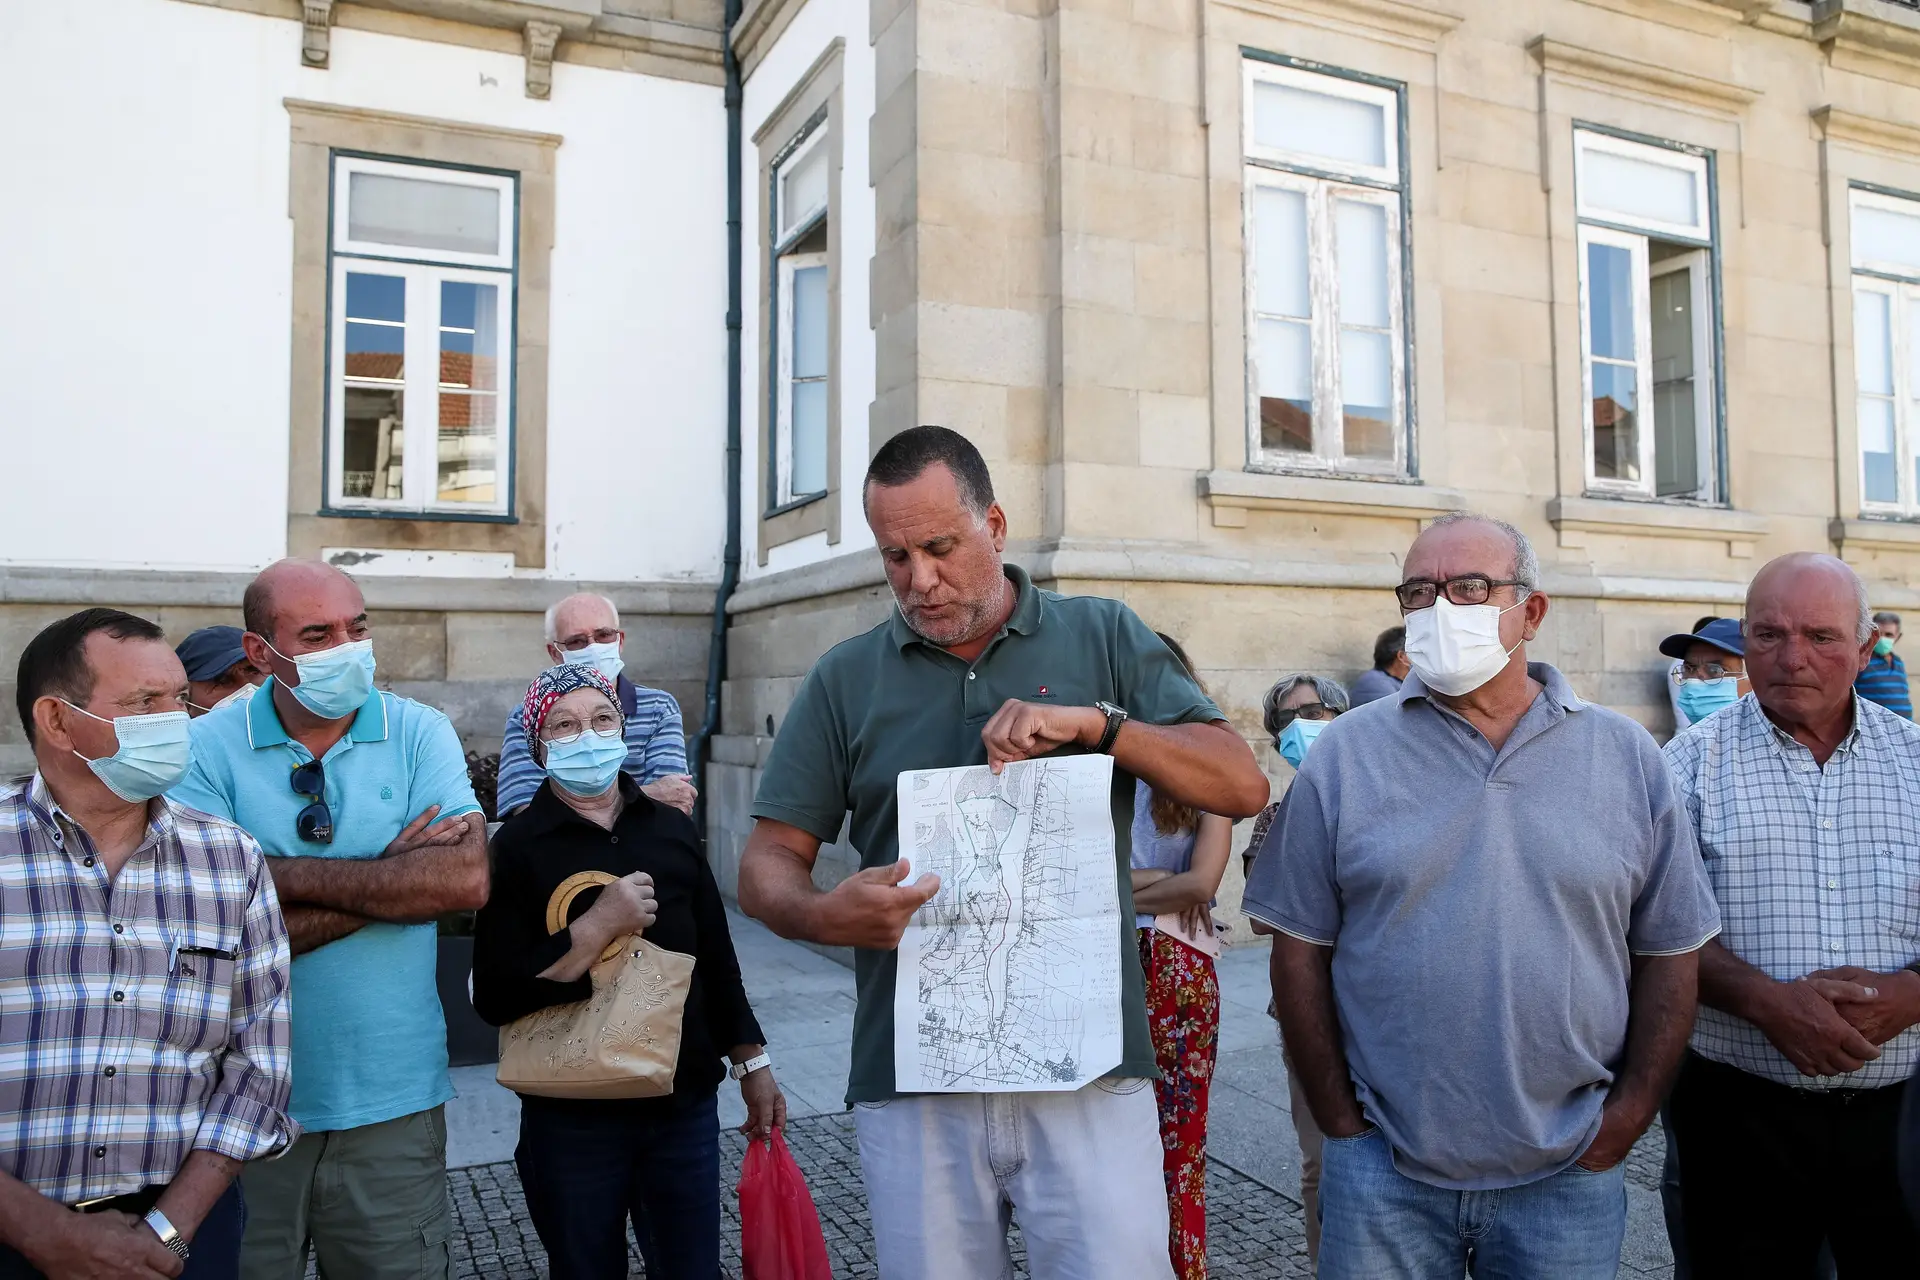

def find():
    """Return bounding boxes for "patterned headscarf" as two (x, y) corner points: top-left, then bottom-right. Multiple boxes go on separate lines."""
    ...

(522, 664), (623, 745)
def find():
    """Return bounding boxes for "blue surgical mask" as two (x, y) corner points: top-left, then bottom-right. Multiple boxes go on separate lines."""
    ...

(268, 638), (376, 721)
(1677, 677), (1741, 724)
(65, 703), (193, 802)
(561, 642), (625, 685)
(545, 728), (627, 797)
(1278, 718), (1328, 770)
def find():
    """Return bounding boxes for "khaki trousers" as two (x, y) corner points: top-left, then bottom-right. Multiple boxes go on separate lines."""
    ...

(1282, 1038), (1326, 1272)
(239, 1106), (453, 1280)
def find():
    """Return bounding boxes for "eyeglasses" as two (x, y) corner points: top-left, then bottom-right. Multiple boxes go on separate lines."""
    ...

(1395, 575), (1527, 612)
(555, 630), (621, 651)
(1673, 661), (1738, 685)
(290, 760), (333, 844)
(1270, 703), (1339, 731)
(540, 709), (624, 745)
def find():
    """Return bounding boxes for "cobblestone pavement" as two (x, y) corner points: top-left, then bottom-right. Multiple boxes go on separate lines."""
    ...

(440, 1111), (1669, 1278)
(445, 1110), (1316, 1278)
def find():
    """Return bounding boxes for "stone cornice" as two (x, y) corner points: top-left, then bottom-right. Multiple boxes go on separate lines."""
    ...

(731, 0), (810, 78)
(170, 0), (722, 84)
(1199, 469), (1468, 526)
(1529, 36), (1761, 116)
(1813, 0), (1920, 83)
(286, 96), (566, 148)
(1213, 0), (1464, 50)
(1813, 104), (1920, 158)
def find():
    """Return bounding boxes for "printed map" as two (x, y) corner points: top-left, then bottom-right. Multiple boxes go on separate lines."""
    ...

(893, 755), (1123, 1092)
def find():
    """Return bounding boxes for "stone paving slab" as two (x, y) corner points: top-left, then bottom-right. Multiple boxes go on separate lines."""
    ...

(443, 1110), (1317, 1279)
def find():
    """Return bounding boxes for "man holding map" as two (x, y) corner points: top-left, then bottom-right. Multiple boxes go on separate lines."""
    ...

(739, 426), (1269, 1279)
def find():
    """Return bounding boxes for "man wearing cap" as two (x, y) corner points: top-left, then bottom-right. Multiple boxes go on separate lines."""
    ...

(1660, 618), (1750, 731)
(175, 628), (265, 717)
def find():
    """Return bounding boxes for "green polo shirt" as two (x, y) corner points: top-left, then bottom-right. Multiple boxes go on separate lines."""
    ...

(750, 565), (1223, 1104)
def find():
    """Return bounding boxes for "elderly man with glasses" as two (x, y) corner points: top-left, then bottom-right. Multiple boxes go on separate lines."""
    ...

(171, 559), (487, 1280)
(495, 592), (695, 818)
(1244, 512), (1721, 1280)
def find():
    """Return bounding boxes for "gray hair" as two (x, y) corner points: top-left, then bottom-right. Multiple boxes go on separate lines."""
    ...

(543, 593), (621, 643)
(1874, 610), (1902, 629)
(1422, 512), (1541, 596)
(1262, 674), (1351, 746)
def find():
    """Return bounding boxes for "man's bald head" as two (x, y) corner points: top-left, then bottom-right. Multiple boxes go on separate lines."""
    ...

(241, 559), (367, 653)
(1742, 552), (1876, 729)
(544, 593), (620, 645)
(1746, 553), (1872, 645)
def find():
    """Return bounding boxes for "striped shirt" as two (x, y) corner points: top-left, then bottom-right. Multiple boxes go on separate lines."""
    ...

(0, 774), (294, 1203)
(1854, 651), (1912, 719)
(495, 676), (687, 814)
(1664, 693), (1920, 1089)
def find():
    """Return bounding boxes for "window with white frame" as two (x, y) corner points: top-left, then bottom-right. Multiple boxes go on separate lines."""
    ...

(1242, 58), (1409, 475)
(770, 120), (830, 508)
(1850, 188), (1920, 518)
(328, 155), (516, 515)
(1574, 129), (1718, 502)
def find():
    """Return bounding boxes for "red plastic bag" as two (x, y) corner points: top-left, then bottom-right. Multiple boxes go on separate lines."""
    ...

(738, 1129), (833, 1280)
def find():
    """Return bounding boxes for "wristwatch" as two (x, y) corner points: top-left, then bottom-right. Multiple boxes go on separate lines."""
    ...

(1093, 701), (1129, 755)
(729, 1052), (772, 1080)
(143, 1208), (190, 1261)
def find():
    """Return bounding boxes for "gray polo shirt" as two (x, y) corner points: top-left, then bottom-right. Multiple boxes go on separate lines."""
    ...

(751, 565), (1223, 1104)
(1243, 662), (1720, 1190)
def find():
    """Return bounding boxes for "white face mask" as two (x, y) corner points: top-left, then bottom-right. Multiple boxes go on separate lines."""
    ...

(559, 641), (624, 686)
(1404, 596), (1526, 697)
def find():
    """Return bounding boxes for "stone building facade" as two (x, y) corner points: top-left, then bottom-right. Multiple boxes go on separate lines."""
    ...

(708, 0), (1920, 915)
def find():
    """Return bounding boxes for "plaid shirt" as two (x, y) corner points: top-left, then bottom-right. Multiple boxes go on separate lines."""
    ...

(1664, 694), (1920, 1089)
(0, 774), (295, 1203)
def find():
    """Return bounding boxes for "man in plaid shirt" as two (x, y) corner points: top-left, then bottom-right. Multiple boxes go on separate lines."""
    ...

(0, 610), (293, 1280)
(1664, 553), (1920, 1276)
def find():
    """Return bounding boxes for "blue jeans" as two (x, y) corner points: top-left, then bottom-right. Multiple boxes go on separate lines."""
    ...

(514, 1090), (721, 1280)
(1318, 1128), (1627, 1280)
(0, 1180), (245, 1280)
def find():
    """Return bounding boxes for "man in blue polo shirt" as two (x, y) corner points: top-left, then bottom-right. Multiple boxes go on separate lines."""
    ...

(171, 559), (488, 1280)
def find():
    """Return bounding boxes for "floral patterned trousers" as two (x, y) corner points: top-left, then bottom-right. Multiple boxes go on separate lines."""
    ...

(1137, 926), (1221, 1280)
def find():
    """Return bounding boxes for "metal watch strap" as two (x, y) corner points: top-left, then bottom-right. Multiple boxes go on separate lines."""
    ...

(730, 1052), (771, 1080)
(144, 1208), (189, 1260)
(1094, 702), (1128, 755)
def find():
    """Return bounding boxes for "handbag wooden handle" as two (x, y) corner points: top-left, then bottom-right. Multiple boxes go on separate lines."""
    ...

(546, 870), (628, 964)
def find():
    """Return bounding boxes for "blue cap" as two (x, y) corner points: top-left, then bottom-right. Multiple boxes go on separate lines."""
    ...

(175, 626), (250, 682)
(1659, 617), (1745, 660)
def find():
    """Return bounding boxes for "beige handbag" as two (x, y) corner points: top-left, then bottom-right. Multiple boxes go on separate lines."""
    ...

(496, 870), (697, 1100)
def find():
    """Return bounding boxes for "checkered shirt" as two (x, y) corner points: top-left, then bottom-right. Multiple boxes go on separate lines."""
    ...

(1664, 694), (1920, 1089)
(0, 774), (295, 1203)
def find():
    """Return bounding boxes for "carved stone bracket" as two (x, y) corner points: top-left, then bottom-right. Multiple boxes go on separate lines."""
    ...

(524, 20), (563, 99)
(302, 0), (333, 68)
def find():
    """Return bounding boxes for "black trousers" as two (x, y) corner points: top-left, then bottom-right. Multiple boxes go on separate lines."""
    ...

(1670, 1051), (1917, 1279)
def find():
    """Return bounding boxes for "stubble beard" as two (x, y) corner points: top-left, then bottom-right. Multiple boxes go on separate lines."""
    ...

(897, 592), (1000, 649)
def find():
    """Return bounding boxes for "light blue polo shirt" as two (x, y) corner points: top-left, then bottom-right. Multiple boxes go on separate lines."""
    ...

(171, 680), (480, 1133)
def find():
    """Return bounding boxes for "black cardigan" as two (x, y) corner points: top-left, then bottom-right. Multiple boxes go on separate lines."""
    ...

(471, 775), (765, 1112)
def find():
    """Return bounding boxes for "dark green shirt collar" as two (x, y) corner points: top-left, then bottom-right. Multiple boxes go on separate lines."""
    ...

(886, 563), (1043, 652)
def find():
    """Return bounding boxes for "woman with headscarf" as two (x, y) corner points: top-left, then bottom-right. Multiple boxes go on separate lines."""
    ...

(1128, 634), (1235, 1280)
(472, 665), (785, 1280)
(1245, 671), (1349, 1276)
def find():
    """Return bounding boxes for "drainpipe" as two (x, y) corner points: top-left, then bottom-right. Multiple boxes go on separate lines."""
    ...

(693, 0), (745, 843)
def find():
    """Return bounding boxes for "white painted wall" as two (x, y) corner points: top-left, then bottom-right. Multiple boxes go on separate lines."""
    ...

(739, 0), (877, 579)
(0, 0), (726, 581)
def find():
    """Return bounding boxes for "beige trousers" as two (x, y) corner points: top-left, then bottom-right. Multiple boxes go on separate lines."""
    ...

(1282, 1037), (1326, 1272)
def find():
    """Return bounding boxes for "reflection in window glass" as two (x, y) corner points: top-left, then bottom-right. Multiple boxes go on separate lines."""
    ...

(1587, 243), (1641, 483)
(437, 280), (501, 505)
(1587, 243), (1636, 362)
(1336, 201), (1392, 457)
(1251, 81), (1385, 171)
(781, 142), (829, 240)
(1254, 189), (1310, 319)
(1853, 204), (1920, 275)
(348, 172), (500, 256)
(341, 272), (406, 500)
(1257, 320), (1313, 453)
(1651, 267), (1699, 498)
